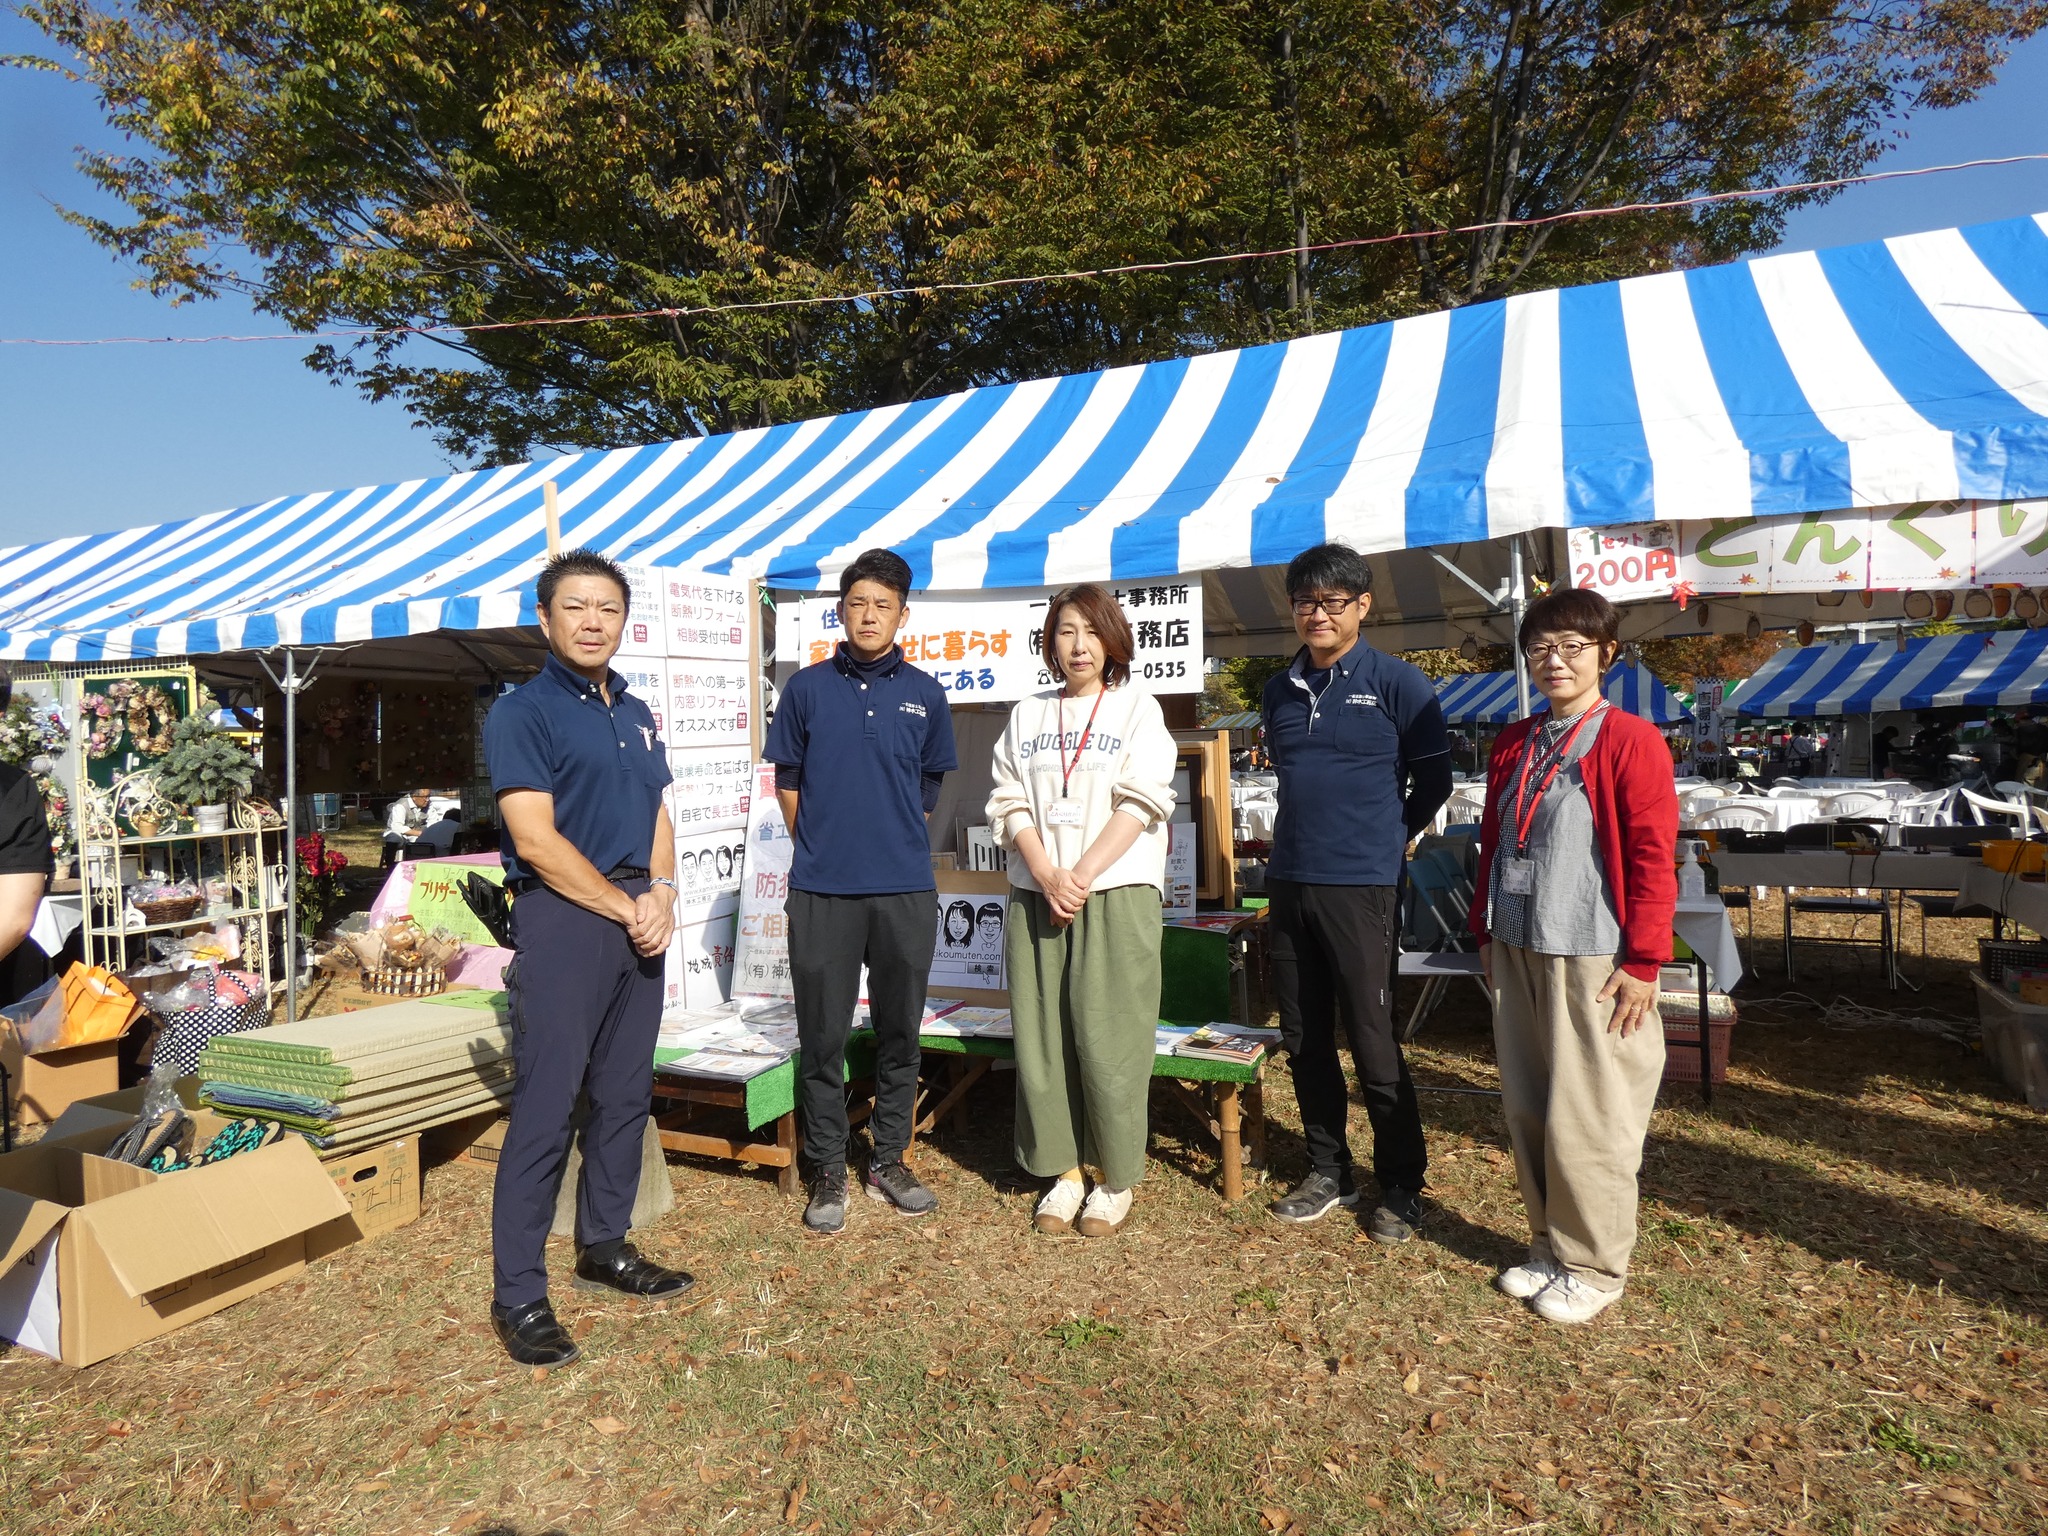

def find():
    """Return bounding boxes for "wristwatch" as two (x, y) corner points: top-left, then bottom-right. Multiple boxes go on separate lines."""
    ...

(651, 877), (678, 895)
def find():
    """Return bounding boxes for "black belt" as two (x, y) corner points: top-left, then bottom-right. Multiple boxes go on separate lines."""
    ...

(508, 864), (648, 896)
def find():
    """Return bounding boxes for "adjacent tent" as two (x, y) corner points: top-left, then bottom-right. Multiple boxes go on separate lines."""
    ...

(5, 211), (2048, 662)
(1729, 629), (2048, 716)
(1436, 666), (1689, 725)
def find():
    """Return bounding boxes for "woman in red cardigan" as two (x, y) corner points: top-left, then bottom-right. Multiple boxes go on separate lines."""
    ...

(1472, 587), (1678, 1324)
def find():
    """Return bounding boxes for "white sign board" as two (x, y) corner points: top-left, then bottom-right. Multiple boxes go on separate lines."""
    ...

(1976, 500), (2048, 585)
(672, 825), (745, 915)
(614, 563), (669, 658)
(1164, 823), (1196, 918)
(664, 910), (737, 1014)
(1867, 501), (1974, 588)
(791, 581), (1203, 702)
(730, 763), (793, 1001)
(932, 893), (1008, 992)
(663, 660), (751, 747)
(665, 746), (753, 835)
(661, 573), (751, 661)
(1566, 525), (1681, 603)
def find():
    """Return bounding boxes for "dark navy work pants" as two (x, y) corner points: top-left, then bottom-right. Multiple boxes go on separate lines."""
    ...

(491, 879), (663, 1309)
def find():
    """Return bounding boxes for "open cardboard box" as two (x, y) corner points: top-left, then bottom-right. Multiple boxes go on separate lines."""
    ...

(0, 1108), (350, 1367)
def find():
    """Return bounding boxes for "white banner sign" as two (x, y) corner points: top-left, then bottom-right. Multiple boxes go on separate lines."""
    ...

(672, 825), (745, 916)
(614, 564), (670, 658)
(661, 573), (751, 661)
(664, 660), (751, 747)
(730, 764), (793, 1001)
(1572, 502), (2048, 600)
(665, 746), (753, 834)
(664, 909), (737, 1014)
(790, 580), (1203, 702)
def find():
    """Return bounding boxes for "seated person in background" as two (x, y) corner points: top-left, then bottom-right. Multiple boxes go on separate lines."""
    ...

(385, 788), (437, 851)
(414, 809), (463, 857)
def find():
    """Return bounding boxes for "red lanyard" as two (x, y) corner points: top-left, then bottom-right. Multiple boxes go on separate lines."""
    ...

(1508, 702), (1606, 856)
(1060, 688), (1108, 798)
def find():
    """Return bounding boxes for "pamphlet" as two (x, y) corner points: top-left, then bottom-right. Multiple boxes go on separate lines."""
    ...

(1173, 1023), (1273, 1065)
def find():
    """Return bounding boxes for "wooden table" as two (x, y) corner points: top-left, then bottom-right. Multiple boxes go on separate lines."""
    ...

(913, 1033), (1268, 1202)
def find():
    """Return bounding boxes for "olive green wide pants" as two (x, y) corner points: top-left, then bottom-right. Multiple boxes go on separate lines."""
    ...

(1005, 885), (1161, 1191)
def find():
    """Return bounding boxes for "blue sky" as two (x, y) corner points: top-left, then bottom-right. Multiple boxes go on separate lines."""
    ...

(4, 18), (2048, 547)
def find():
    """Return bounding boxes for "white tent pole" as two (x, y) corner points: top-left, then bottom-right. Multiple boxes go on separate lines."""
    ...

(1510, 541), (1531, 720)
(544, 481), (562, 556)
(283, 646), (298, 1024)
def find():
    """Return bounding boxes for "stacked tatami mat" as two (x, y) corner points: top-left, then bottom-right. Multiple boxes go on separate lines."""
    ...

(198, 1000), (513, 1153)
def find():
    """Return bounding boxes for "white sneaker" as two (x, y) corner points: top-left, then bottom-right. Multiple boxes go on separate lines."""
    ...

(1076, 1184), (1133, 1237)
(1495, 1255), (1564, 1300)
(1531, 1273), (1622, 1324)
(1034, 1178), (1087, 1234)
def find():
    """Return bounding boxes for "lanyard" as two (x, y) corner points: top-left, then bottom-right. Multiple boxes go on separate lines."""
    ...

(1508, 702), (1606, 857)
(1060, 688), (1109, 798)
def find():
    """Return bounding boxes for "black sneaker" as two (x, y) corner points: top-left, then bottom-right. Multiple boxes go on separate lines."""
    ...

(1268, 1169), (1358, 1224)
(1368, 1187), (1425, 1245)
(804, 1170), (848, 1236)
(864, 1158), (938, 1215)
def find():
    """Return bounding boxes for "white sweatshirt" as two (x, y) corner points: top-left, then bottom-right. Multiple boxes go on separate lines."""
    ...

(986, 686), (1180, 895)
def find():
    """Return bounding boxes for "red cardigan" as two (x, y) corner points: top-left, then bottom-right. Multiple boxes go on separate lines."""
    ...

(1469, 705), (1679, 981)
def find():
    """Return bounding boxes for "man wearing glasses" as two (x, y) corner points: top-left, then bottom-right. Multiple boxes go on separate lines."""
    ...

(1259, 542), (1453, 1241)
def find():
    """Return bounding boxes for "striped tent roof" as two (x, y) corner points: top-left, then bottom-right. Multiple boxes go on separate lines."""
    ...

(7, 211), (2048, 662)
(1729, 629), (2048, 716)
(1436, 665), (1689, 725)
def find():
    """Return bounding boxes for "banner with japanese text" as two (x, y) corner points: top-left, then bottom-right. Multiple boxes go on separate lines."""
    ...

(786, 581), (1202, 702)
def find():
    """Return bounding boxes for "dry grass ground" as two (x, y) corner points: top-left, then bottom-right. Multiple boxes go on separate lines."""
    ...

(5, 892), (2047, 1535)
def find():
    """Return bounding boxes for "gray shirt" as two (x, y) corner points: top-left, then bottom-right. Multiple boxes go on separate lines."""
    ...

(1488, 707), (1623, 956)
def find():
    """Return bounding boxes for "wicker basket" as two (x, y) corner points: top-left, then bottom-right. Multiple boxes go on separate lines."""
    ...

(135, 894), (206, 925)
(364, 963), (447, 997)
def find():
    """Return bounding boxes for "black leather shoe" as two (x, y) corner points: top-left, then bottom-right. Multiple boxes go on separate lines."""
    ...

(571, 1242), (697, 1299)
(491, 1299), (580, 1369)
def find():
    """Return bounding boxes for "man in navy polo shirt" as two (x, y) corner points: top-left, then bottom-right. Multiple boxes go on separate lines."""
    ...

(483, 548), (695, 1370)
(1260, 542), (1453, 1243)
(765, 548), (958, 1235)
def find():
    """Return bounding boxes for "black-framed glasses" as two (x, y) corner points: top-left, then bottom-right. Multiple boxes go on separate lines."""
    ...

(1524, 639), (1596, 663)
(1291, 594), (1358, 617)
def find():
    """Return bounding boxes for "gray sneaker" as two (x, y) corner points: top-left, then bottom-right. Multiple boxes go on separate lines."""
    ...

(864, 1158), (938, 1215)
(804, 1170), (847, 1236)
(1268, 1169), (1359, 1224)
(1368, 1187), (1425, 1245)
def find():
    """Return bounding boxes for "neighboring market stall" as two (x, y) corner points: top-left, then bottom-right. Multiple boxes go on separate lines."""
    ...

(1435, 664), (1690, 725)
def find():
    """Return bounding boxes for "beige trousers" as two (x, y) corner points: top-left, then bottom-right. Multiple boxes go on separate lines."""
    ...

(1490, 944), (1665, 1292)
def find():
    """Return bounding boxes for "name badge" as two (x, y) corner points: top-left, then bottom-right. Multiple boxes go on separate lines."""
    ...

(1046, 799), (1085, 827)
(1500, 857), (1535, 895)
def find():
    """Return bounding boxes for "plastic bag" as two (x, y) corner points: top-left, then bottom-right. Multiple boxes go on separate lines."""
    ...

(1, 977), (63, 1053)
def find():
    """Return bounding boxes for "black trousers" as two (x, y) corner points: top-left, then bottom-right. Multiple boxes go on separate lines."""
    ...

(786, 888), (935, 1175)
(491, 879), (663, 1309)
(1267, 878), (1427, 1193)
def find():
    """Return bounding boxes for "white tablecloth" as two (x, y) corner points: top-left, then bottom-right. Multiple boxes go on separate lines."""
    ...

(1673, 897), (1743, 992)
(28, 894), (83, 957)
(1710, 850), (1971, 893)
(1955, 862), (2048, 933)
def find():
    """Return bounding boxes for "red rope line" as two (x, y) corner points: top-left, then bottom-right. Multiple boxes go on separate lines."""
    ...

(6, 153), (2046, 347)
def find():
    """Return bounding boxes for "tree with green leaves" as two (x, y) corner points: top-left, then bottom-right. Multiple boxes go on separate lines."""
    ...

(14, 0), (2040, 463)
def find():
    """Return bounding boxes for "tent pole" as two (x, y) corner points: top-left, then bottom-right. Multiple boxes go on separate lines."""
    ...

(283, 646), (299, 1025)
(1510, 541), (1531, 719)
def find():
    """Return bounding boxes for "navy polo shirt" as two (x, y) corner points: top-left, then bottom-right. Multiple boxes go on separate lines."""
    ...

(485, 653), (672, 884)
(1261, 638), (1449, 886)
(764, 644), (957, 896)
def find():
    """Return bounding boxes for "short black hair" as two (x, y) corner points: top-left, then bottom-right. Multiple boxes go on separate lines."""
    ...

(1518, 586), (1621, 653)
(536, 547), (630, 613)
(839, 548), (913, 602)
(1284, 542), (1372, 599)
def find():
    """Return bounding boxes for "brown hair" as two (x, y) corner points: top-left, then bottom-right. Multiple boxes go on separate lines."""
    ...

(1040, 584), (1134, 687)
(1519, 586), (1621, 666)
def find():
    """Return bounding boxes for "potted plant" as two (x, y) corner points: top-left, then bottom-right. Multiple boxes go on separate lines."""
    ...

(152, 716), (256, 831)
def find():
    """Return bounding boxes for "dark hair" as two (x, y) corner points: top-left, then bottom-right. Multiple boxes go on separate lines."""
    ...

(975, 903), (1005, 929)
(441, 809), (461, 822)
(1518, 586), (1621, 657)
(537, 548), (630, 614)
(839, 548), (913, 602)
(943, 900), (975, 944)
(1040, 583), (1134, 687)
(1284, 542), (1372, 600)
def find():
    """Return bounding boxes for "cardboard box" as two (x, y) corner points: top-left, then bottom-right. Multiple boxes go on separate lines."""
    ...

(0, 1110), (350, 1367)
(306, 1136), (421, 1262)
(2, 1034), (124, 1133)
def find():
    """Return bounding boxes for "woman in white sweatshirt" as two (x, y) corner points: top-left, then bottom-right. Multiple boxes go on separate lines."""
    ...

(987, 584), (1179, 1236)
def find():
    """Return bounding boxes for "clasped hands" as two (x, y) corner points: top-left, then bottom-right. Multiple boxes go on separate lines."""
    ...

(1039, 866), (1092, 928)
(623, 888), (675, 957)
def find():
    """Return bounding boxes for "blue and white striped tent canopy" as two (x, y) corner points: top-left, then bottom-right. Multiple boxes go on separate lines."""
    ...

(1436, 665), (1688, 725)
(7, 210), (2048, 662)
(1730, 629), (2048, 716)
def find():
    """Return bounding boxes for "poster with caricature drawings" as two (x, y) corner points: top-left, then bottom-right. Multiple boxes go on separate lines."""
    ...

(932, 894), (1008, 992)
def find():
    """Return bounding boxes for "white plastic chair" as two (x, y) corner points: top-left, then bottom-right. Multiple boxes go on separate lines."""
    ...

(1820, 790), (1892, 820)
(1894, 787), (1956, 827)
(1960, 786), (2031, 831)
(1697, 801), (1774, 829)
